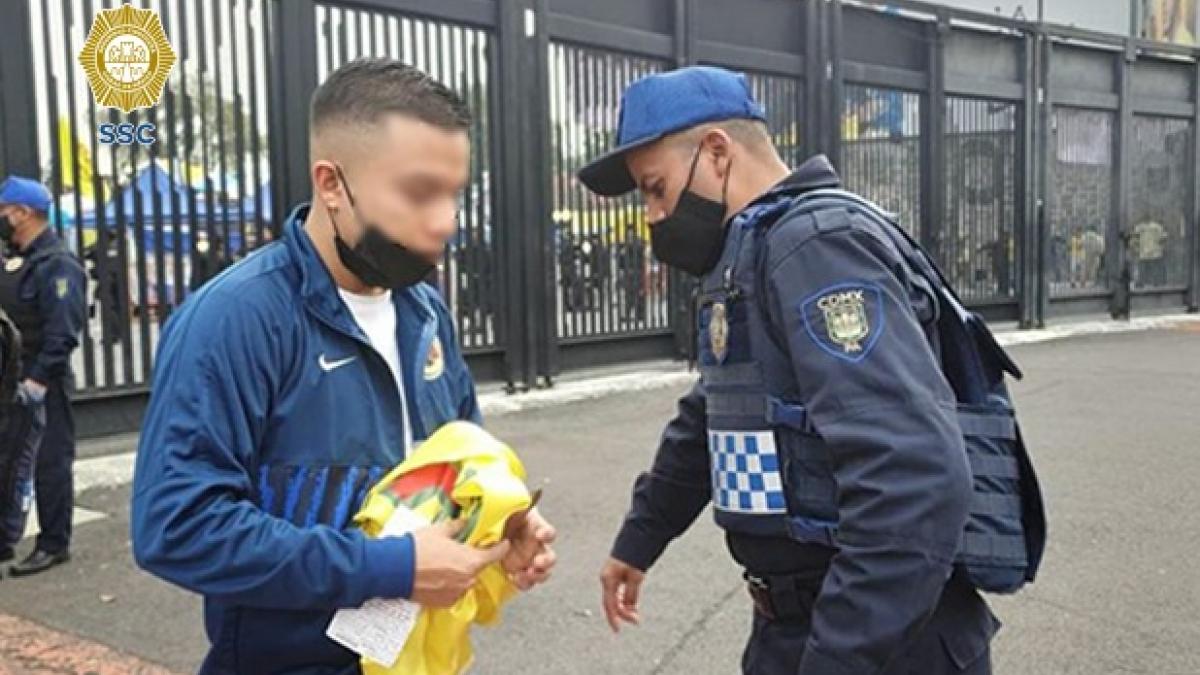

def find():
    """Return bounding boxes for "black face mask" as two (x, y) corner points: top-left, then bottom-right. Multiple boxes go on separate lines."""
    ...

(0, 216), (15, 246)
(327, 165), (437, 289)
(649, 144), (732, 277)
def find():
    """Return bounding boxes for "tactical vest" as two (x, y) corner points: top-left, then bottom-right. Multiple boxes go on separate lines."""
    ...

(0, 306), (19, 406)
(699, 188), (1046, 594)
(0, 244), (65, 370)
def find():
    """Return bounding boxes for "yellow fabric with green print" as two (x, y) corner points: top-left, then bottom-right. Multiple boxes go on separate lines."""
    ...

(354, 421), (532, 675)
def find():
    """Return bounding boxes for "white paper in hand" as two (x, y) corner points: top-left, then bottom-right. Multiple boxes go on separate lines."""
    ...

(327, 505), (431, 667)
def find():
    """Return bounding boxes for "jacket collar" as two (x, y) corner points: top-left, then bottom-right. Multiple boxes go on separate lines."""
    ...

(746, 154), (842, 210)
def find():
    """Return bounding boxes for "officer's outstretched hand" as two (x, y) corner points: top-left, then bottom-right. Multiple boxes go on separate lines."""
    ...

(599, 557), (645, 633)
(409, 520), (511, 608)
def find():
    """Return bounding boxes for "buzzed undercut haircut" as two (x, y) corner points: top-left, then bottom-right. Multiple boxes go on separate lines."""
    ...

(310, 58), (472, 138)
(676, 118), (774, 152)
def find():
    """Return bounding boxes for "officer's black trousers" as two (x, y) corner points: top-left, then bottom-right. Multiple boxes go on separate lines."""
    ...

(740, 574), (998, 675)
(33, 379), (74, 554)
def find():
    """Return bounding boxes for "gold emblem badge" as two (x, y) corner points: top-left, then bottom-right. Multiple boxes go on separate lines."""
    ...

(709, 302), (729, 362)
(817, 289), (869, 353)
(55, 277), (70, 299)
(4, 257), (24, 273)
(78, 4), (177, 113)
(424, 337), (446, 381)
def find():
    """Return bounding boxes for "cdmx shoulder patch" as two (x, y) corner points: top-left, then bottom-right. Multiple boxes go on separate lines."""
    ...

(799, 282), (885, 363)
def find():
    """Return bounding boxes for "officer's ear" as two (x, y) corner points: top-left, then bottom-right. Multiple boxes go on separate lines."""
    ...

(698, 128), (733, 179)
(11, 206), (34, 225)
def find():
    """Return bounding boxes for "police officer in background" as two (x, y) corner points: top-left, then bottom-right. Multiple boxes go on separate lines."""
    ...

(0, 176), (86, 577)
(585, 67), (1007, 674)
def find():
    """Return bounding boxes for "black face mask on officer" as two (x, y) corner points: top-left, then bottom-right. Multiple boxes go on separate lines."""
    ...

(0, 209), (18, 247)
(326, 164), (437, 289)
(649, 143), (733, 277)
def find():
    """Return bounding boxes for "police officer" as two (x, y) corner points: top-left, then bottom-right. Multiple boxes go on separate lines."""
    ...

(587, 67), (1000, 674)
(0, 176), (85, 578)
(131, 59), (556, 674)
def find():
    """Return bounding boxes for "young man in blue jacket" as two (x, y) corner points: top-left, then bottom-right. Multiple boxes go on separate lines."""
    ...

(132, 58), (556, 674)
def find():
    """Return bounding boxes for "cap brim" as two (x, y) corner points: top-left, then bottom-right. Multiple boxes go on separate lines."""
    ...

(577, 135), (662, 197)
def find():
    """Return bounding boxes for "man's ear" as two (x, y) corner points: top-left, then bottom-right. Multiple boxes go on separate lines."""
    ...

(700, 128), (734, 179)
(701, 127), (732, 160)
(311, 160), (343, 212)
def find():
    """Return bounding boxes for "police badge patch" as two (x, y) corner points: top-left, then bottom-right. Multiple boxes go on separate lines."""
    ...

(55, 277), (70, 299)
(4, 257), (23, 273)
(709, 301), (729, 363)
(800, 283), (884, 363)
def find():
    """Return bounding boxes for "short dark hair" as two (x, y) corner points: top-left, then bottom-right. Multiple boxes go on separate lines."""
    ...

(310, 58), (471, 136)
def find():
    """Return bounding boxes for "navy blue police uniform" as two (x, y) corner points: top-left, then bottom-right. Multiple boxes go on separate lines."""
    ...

(584, 65), (1044, 675)
(0, 226), (86, 559)
(614, 155), (1010, 674)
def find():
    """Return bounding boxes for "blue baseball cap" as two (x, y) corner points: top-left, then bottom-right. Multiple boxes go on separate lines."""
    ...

(578, 66), (767, 197)
(0, 175), (52, 213)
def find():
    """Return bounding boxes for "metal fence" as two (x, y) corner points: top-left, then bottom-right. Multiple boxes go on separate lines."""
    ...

(0, 0), (1198, 436)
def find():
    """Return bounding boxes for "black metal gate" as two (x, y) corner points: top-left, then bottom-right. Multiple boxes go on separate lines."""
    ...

(4, 0), (1199, 436)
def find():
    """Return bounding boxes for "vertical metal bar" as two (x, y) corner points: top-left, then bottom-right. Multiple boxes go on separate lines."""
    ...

(548, 42), (560, 341)
(92, 0), (118, 385)
(804, 0), (822, 160)
(108, 0), (128, 386)
(229, 0), (248, 264)
(444, 23), (457, 300)
(1112, 43), (1135, 318)
(569, 45), (582, 340)
(1035, 34), (1052, 325)
(372, 9), (381, 57)
(133, 103), (155, 383)
(0, 0), (39, 176)
(321, 5), (333, 76)
(483, 32), (499, 349)
(924, 15), (948, 263)
(600, 53), (614, 339)
(160, 0), (182, 318)
(529, 0), (556, 381)
(387, 13), (398, 57)
(179, 0), (200, 314)
(166, 87), (185, 311)
(495, 0), (529, 389)
(353, 5), (364, 60)
(673, 0), (687, 66)
(56, 0), (95, 386)
(582, 50), (595, 338)
(272, 0), (318, 227)
(455, 27), (471, 343)
(337, 8), (349, 67)
(1189, 57), (1200, 312)
(196, 0), (218, 304)
(829, 0), (844, 168)
(1017, 29), (1037, 327)
(212, 0), (232, 269)
(246, 0), (266, 248)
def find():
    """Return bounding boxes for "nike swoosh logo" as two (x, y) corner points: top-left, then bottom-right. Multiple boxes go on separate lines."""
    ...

(318, 354), (357, 372)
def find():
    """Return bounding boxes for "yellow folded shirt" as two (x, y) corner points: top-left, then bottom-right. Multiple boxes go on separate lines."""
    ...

(354, 421), (532, 675)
